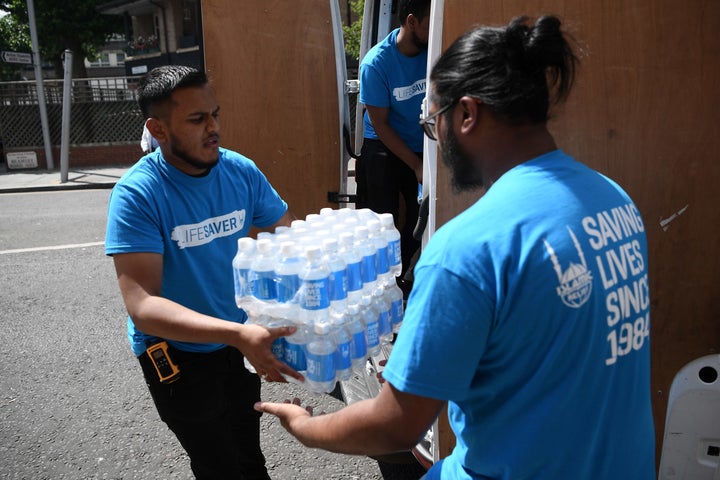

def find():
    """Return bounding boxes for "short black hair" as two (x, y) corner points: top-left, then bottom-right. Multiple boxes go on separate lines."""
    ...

(397, 0), (431, 25)
(430, 15), (579, 124)
(137, 65), (208, 118)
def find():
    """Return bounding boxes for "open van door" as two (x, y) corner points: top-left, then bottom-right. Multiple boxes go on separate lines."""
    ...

(200, 0), (353, 218)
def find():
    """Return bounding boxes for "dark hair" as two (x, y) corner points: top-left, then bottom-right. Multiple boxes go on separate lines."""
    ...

(397, 0), (431, 25)
(137, 65), (208, 118)
(430, 15), (579, 123)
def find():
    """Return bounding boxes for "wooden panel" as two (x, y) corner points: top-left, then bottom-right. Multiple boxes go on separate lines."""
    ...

(437, 0), (720, 464)
(201, 0), (340, 219)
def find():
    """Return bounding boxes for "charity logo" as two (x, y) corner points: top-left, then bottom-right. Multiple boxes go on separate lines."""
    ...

(544, 226), (593, 308)
(171, 210), (245, 249)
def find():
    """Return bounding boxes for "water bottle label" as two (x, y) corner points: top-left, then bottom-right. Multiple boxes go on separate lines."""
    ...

(366, 320), (379, 348)
(334, 340), (352, 370)
(378, 309), (391, 337)
(391, 298), (404, 326)
(300, 278), (330, 310)
(346, 261), (363, 292)
(388, 239), (401, 268)
(376, 245), (389, 275)
(352, 330), (367, 358)
(277, 274), (300, 303)
(252, 271), (276, 300)
(361, 254), (377, 283)
(284, 342), (307, 371)
(272, 338), (286, 360)
(306, 352), (335, 382)
(329, 269), (348, 301)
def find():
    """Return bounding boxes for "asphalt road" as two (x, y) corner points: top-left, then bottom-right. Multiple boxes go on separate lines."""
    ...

(0, 189), (383, 479)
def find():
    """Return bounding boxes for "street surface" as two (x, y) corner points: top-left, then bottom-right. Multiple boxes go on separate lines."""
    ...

(0, 189), (383, 479)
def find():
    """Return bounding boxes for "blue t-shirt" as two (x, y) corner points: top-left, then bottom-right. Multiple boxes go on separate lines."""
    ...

(383, 150), (656, 479)
(360, 28), (427, 152)
(105, 148), (288, 355)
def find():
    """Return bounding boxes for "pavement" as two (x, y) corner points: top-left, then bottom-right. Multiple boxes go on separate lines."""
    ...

(0, 165), (130, 194)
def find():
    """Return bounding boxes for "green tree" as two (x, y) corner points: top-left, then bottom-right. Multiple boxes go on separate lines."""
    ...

(343, 0), (364, 60)
(0, 12), (30, 80)
(0, 0), (123, 78)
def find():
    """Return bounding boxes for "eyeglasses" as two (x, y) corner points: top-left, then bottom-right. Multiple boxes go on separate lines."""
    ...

(419, 102), (454, 141)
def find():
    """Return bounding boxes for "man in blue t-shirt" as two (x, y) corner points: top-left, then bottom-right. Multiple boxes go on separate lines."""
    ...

(256, 16), (656, 480)
(357, 0), (431, 282)
(105, 65), (302, 479)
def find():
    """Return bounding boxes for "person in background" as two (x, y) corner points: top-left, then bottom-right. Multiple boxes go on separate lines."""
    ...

(357, 0), (431, 287)
(255, 15), (656, 480)
(140, 121), (158, 154)
(105, 65), (301, 479)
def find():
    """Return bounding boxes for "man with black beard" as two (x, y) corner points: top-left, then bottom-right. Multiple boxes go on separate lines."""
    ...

(105, 65), (302, 479)
(256, 16), (656, 480)
(356, 0), (431, 284)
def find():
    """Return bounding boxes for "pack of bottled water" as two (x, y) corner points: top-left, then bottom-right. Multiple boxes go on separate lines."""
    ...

(232, 207), (405, 395)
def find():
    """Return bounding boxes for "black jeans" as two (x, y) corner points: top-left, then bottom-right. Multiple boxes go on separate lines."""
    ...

(138, 346), (270, 480)
(357, 138), (421, 276)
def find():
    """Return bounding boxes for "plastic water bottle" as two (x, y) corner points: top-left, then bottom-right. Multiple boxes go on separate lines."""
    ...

(275, 242), (303, 305)
(379, 213), (402, 278)
(299, 246), (331, 325)
(360, 294), (380, 356)
(367, 219), (391, 287)
(292, 246), (334, 384)
(386, 281), (405, 332)
(372, 286), (393, 345)
(283, 323), (308, 376)
(250, 238), (277, 304)
(322, 237), (348, 315)
(345, 303), (368, 371)
(232, 237), (257, 313)
(285, 247), (330, 372)
(247, 239), (279, 373)
(354, 226), (377, 299)
(330, 312), (353, 381)
(356, 208), (380, 224)
(339, 231), (363, 308)
(274, 242), (303, 363)
(319, 207), (335, 217)
(305, 322), (337, 394)
(265, 304), (288, 362)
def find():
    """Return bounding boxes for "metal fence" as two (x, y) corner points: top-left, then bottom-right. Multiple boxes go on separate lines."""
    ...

(0, 77), (145, 149)
(0, 75), (360, 153)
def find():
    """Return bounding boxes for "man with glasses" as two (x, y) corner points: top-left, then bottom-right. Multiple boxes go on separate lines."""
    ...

(256, 15), (655, 480)
(357, 0), (431, 286)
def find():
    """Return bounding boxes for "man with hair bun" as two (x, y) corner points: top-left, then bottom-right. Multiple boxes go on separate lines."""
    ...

(256, 16), (655, 480)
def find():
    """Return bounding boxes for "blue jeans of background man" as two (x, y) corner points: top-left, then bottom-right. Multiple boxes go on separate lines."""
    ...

(139, 345), (269, 480)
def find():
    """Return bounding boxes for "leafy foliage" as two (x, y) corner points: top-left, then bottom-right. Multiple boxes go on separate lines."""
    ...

(342, 0), (364, 60)
(0, 12), (30, 80)
(0, 0), (123, 78)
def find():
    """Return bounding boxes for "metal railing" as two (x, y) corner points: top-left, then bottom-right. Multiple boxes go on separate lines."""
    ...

(0, 75), (360, 152)
(0, 77), (145, 148)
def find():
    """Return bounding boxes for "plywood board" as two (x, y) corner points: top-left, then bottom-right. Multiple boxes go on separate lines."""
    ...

(201, 0), (342, 219)
(435, 0), (720, 464)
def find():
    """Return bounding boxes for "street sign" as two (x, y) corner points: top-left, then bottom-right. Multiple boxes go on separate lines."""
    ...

(1, 51), (32, 65)
(6, 151), (38, 169)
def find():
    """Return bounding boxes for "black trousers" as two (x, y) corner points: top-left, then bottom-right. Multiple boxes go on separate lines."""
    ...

(138, 346), (270, 480)
(357, 138), (421, 276)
